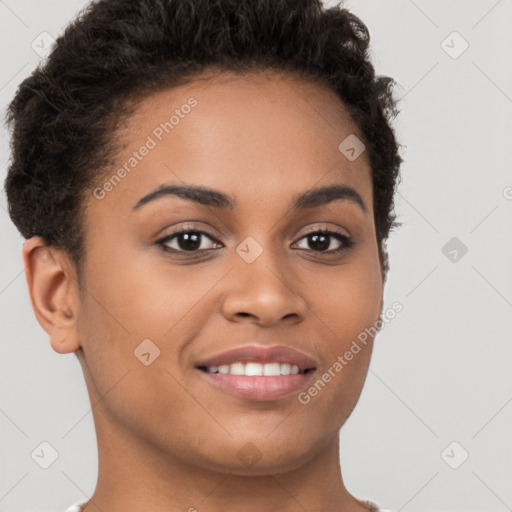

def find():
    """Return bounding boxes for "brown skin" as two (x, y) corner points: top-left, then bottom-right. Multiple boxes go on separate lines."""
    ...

(23, 69), (384, 512)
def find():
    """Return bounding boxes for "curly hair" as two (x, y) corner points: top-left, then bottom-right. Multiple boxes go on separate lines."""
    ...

(4, 0), (403, 283)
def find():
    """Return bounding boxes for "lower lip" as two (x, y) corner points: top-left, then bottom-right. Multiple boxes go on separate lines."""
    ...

(197, 369), (316, 401)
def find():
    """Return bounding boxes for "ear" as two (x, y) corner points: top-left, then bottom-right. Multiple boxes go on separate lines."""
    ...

(22, 236), (81, 354)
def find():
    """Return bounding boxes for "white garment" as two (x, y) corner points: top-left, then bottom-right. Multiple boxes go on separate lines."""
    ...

(65, 499), (393, 511)
(64, 504), (84, 512)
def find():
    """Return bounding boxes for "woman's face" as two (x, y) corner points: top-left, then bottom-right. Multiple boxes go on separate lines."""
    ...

(75, 69), (383, 474)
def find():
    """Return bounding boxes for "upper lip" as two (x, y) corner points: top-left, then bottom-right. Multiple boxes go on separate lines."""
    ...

(195, 344), (318, 372)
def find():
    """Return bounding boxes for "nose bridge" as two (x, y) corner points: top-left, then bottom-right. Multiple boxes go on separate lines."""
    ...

(235, 233), (290, 293)
(221, 233), (305, 324)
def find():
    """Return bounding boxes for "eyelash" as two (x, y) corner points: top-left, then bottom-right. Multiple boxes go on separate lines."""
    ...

(155, 226), (355, 256)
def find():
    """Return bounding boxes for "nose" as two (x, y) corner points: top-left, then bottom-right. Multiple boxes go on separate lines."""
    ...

(220, 245), (307, 327)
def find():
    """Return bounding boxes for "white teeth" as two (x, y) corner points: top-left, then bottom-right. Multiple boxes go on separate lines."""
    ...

(205, 362), (302, 376)
(280, 363), (291, 375)
(263, 363), (281, 376)
(245, 362), (263, 376)
(230, 362), (245, 375)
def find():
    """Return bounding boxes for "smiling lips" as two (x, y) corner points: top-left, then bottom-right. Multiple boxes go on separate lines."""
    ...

(195, 344), (318, 401)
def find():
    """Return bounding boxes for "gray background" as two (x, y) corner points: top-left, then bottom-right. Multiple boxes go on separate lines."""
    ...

(1, 0), (511, 511)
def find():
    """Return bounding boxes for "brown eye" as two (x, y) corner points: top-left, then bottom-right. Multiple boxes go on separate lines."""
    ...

(157, 229), (222, 253)
(293, 229), (354, 254)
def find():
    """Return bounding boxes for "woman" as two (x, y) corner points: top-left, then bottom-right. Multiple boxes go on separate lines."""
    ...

(4, 0), (402, 510)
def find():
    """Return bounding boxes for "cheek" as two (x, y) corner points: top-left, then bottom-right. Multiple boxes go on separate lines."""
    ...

(76, 277), (201, 445)
(308, 254), (383, 345)
(79, 240), (196, 339)
(266, 261), (377, 406)
(301, 250), (382, 399)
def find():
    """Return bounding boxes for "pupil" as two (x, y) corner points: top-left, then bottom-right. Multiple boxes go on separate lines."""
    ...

(178, 232), (201, 251)
(310, 233), (329, 251)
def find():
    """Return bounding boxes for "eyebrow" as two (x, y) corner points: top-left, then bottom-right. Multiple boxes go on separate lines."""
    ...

(133, 183), (367, 214)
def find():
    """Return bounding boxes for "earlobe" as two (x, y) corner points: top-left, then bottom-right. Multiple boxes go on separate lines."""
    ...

(22, 236), (82, 354)
(49, 324), (81, 354)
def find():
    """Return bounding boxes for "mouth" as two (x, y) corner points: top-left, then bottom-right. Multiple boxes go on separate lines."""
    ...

(195, 367), (317, 401)
(196, 362), (316, 376)
(194, 345), (318, 401)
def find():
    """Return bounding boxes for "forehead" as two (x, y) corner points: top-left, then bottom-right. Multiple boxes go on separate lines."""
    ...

(91, 68), (373, 215)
